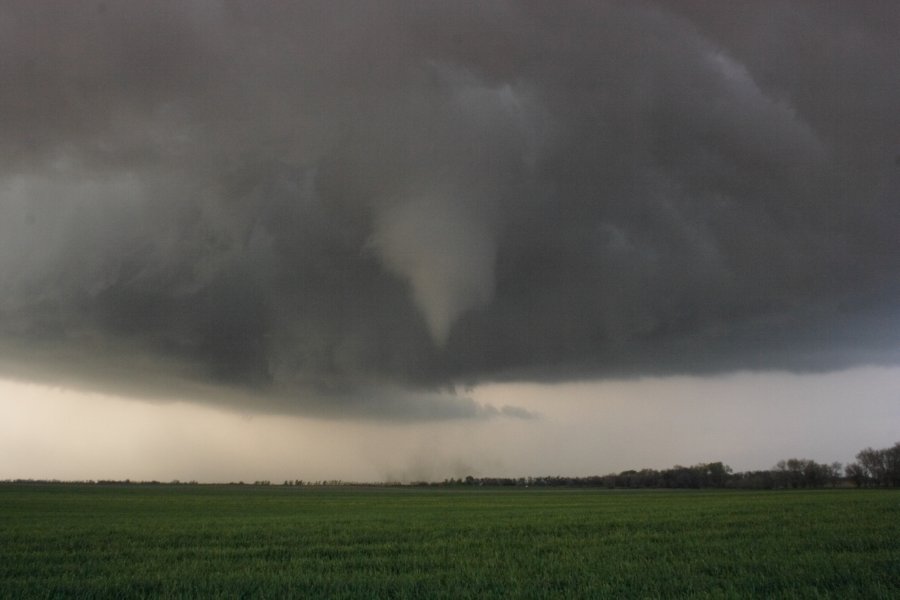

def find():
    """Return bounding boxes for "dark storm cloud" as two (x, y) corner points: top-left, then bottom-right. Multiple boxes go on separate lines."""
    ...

(1, 1), (898, 418)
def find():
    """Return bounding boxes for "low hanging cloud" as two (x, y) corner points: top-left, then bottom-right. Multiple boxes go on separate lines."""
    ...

(0, 1), (898, 419)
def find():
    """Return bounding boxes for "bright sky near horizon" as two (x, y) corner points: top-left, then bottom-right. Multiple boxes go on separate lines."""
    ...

(3, 367), (898, 483)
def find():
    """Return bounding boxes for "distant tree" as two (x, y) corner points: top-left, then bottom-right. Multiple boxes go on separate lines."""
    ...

(856, 447), (887, 486)
(776, 460), (800, 488)
(828, 462), (843, 487)
(774, 458), (834, 488)
(845, 462), (867, 487)
(800, 460), (831, 488)
(885, 442), (900, 487)
(705, 462), (732, 487)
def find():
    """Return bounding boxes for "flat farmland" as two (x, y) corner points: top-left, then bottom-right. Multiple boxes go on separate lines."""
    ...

(1, 485), (898, 598)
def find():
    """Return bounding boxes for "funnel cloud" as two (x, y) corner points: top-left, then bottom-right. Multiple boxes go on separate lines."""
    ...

(1, 1), (899, 419)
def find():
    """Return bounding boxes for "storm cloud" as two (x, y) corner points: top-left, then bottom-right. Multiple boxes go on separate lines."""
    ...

(1, 0), (898, 418)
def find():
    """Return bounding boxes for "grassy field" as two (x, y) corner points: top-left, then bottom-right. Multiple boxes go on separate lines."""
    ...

(1, 485), (898, 598)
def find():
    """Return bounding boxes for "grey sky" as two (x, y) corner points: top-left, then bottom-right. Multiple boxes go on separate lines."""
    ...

(3, 367), (899, 482)
(1, 1), (899, 422)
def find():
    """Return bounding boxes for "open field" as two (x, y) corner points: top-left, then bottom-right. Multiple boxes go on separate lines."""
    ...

(1, 485), (898, 598)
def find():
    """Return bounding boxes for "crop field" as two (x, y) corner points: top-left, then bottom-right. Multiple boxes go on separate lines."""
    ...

(1, 485), (898, 598)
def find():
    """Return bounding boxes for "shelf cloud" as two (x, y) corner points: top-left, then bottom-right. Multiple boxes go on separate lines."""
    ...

(1, 1), (898, 419)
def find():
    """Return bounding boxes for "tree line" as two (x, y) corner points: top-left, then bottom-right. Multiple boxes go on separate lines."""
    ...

(4, 441), (897, 490)
(438, 441), (900, 490)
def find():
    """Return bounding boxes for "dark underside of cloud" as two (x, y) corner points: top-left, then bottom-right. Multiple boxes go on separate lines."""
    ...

(1, 1), (898, 419)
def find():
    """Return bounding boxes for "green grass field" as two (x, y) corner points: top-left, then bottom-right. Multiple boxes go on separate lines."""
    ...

(1, 485), (898, 598)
